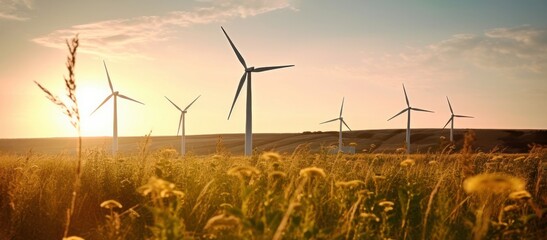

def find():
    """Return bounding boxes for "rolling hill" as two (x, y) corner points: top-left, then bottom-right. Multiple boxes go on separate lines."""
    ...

(1, 129), (545, 155)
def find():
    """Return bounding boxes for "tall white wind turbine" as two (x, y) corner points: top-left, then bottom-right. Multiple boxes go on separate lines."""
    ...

(320, 98), (352, 152)
(387, 84), (434, 154)
(91, 61), (144, 154)
(443, 97), (474, 142)
(165, 95), (201, 155)
(221, 26), (294, 156)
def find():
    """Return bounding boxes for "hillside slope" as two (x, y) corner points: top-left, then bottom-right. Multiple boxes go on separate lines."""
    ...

(1, 129), (545, 155)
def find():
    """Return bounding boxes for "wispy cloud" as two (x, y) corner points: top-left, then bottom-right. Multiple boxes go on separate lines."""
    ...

(428, 25), (547, 74)
(32, 0), (296, 58)
(0, 0), (33, 21)
(331, 26), (547, 85)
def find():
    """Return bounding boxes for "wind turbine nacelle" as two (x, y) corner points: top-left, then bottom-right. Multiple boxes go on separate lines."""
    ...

(246, 67), (255, 72)
(114, 91), (119, 95)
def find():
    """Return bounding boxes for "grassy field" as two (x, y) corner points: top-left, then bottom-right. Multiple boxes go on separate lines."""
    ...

(6, 35), (543, 240)
(1, 141), (545, 240)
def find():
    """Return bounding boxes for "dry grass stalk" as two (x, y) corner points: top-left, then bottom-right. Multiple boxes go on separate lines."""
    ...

(422, 174), (445, 240)
(272, 174), (310, 240)
(460, 130), (477, 178)
(462, 129), (476, 155)
(34, 35), (81, 238)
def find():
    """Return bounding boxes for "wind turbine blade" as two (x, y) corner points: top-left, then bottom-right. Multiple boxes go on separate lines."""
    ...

(411, 108), (434, 113)
(320, 118), (339, 124)
(339, 97), (345, 118)
(454, 115), (474, 118)
(184, 95), (201, 111)
(221, 26), (247, 69)
(228, 72), (247, 120)
(446, 96), (454, 114)
(342, 119), (352, 131)
(177, 114), (182, 136)
(118, 94), (144, 105)
(103, 61), (114, 93)
(442, 117), (453, 130)
(402, 84), (410, 107)
(165, 96), (182, 111)
(387, 108), (408, 121)
(91, 94), (113, 115)
(252, 65), (295, 72)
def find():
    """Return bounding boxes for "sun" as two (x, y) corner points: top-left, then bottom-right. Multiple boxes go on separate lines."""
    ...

(76, 84), (111, 136)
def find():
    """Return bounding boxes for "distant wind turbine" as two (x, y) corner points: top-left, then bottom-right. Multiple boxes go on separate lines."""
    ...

(165, 95), (200, 155)
(320, 98), (352, 152)
(221, 26), (294, 156)
(91, 61), (144, 154)
(387, 84), (433, 154)
(443, 97), (474, 142)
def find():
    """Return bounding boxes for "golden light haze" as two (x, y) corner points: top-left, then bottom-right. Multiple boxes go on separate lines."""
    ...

(1, 0), (546, 138)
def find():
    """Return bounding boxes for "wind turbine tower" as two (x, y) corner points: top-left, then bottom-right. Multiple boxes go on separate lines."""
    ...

(320, 98), (352, 152)
(443, 97), (474, 142)
(221, 26), (294, 156)
(165, 95), (200, 155)
(387, 84), (433, 154)
(91, 61), (144, 154)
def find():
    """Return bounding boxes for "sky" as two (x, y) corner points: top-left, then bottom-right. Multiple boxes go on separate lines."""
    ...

(0, 0), (546, 139)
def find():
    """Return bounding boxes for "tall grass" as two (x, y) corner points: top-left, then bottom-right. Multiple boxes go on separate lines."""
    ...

(34, 35), (82, 239)
(0, 147), (545, 239)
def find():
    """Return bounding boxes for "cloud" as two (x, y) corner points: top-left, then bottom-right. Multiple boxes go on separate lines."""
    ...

(428, 25), (547, 74)
(0, 0), (32, 21)
(32, 0), (295, 58)
(330, 26), (547, 85)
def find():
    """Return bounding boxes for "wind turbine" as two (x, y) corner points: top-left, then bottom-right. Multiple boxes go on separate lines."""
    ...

(165, 95), (200, 155)
(443, 97), (474, 142)
(387, 84), (433, 154)
(91, 61), (144, 154)
(320, 98), (352, 152)
(221, 26), (294, 156)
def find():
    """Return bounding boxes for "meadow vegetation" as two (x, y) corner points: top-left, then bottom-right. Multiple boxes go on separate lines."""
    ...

(0, 143), (545, 240)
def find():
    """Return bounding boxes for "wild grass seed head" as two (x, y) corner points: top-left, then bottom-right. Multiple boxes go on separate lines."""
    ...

(268, 171), (287, 180)
(360, 213), (380, 222)
(63, 236), (85, 240)
(503, 204), (519, 212)
(335, 180), (365, 188)
(100, 200), (123, 209)
(260, 151), (282, 162)
(379, 200), (395, 208)
(299, 167), (326, 178)
(400, 158), (415, 167)
(428, 160), (438, 165)
(463, 173), (525, 195)
(204, 214), (241, 232)
(138, 176), (184, 198)
(508, 190), (532, 201)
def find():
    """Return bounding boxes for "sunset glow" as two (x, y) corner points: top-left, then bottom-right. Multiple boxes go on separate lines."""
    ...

(1, 0), (546, 139)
